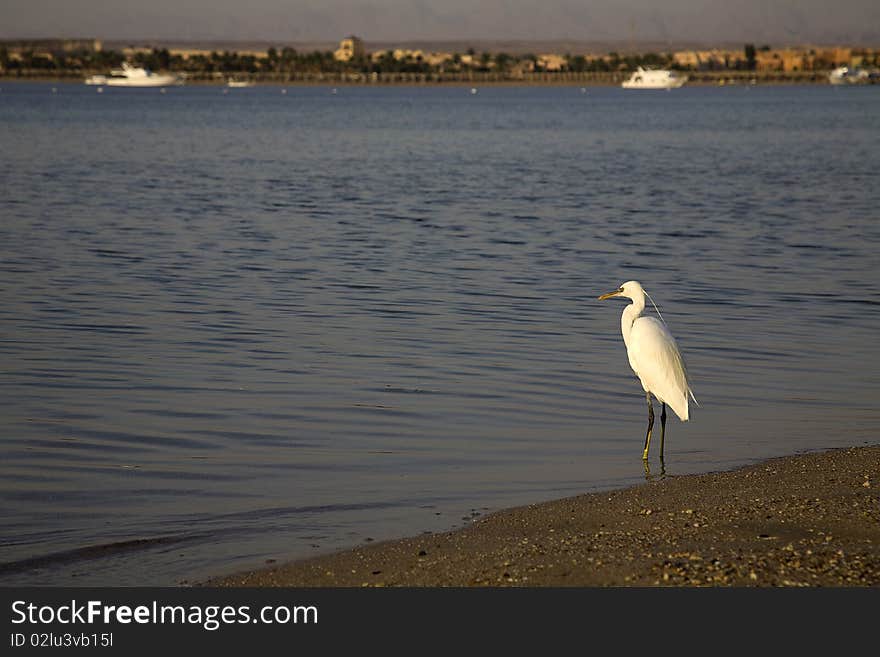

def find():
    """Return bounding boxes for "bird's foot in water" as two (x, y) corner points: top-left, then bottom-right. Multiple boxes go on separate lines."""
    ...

(643, 459), (667, 480)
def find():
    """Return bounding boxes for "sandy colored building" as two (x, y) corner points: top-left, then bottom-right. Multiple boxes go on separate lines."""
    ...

(169, 48), (212, 60)
(752, 47), (867, 72)
(423, 52), (453, 67)
(168, 48), (267, 60)
(122, 46), (156, 58)
(755, 50), (782, 71)
(830, 47), (853, 65)
(673, 49), (743, 69)
(537, 54), (566, 71)
(672, 51), (701, 68)
(778, 49), (809, 72)
(334, 36), (365, 62)
(369, 48), (452, 65)
(393, 48), (423, 60)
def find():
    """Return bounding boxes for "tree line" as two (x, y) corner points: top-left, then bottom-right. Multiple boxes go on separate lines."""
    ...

(2, 44), (876, 76)
(0, 46), (676, 74)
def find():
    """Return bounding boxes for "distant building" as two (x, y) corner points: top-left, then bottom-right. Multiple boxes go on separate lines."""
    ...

(169, 48), (213, 60)
(334, 36), (365, 62)
(673, 49), (743, 70)
(755, 50), (782, 72)
(537, 54), (566, 71)
(673, 51), (701, 69)
(779, 49), (807, 72)
(830, 47), (853, 66)
(168, 48), (267, 60)
(393, 48), (423, 61)
(121, 46), (154, 58)
(368, 48), (450, 67)
(423, 52), (452, 67)
(753, 48), (818, 72)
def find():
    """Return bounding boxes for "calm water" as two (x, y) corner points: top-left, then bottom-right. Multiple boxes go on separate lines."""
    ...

(1, 82), (878, 585)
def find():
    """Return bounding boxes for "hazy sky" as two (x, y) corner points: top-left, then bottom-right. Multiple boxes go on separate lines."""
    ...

(2, 0), (879, 44)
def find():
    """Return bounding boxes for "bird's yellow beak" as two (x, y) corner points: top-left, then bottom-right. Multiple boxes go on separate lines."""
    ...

(598, 287), (623, 301)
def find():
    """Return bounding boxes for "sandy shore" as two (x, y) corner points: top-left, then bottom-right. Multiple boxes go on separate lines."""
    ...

(208, 445), (879, 587)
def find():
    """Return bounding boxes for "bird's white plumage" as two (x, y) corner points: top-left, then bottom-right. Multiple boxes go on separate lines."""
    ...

(601, 280), (695, 423)
(627, 315), (690, 420)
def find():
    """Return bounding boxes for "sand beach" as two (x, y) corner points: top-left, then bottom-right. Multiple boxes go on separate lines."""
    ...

(208, 445), (880, 587)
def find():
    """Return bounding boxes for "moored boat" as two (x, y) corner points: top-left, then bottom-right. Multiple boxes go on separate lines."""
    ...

(84, 62), (181, 87)
(622, 67), (688, 89)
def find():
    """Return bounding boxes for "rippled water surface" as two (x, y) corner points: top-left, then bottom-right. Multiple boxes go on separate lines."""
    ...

(1, 82), (878, 585)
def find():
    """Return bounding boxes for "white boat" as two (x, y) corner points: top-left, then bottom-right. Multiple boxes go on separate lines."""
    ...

(226, 79), (254, 88)
(622, 67), (688, 89)
(828, 65), (871, 85)
(829, 66), (853, 84)
(84, 62), (180, 87)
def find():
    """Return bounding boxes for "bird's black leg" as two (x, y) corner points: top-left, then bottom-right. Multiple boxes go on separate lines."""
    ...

(642, 392), (654, 460)
(660, 403), (667, 463)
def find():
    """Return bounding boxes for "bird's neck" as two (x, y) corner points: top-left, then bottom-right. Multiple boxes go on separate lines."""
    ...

(621, 299), (644, 347)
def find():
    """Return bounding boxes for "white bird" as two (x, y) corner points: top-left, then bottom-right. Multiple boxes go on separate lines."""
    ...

(598, 280), (696, 461)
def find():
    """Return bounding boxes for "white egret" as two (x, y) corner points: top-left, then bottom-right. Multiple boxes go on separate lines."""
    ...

(598, 280), (696, 461)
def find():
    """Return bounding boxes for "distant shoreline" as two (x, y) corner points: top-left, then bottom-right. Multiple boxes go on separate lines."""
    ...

(0, 70), (837, 86)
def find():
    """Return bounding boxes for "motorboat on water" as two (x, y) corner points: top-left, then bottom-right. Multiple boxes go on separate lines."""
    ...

(829, 66), (855, 84)
(226, 78), (254, 88)
(84, 62), (181, 87)
(828, 65), (877, 85)
(622, 66), (688, 89)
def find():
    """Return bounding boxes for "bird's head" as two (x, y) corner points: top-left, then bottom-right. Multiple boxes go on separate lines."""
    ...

(598, 280), (644, 301)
